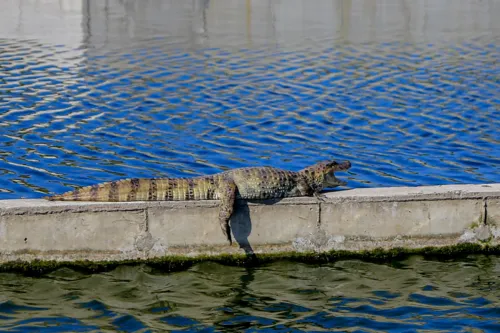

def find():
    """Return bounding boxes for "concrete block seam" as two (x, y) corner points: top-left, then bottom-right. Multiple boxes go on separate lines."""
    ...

(143, 208), (149, 232)
(317, 202), (322, 229)
(482, 197), (487, 225)
(133, 209), (156, 254)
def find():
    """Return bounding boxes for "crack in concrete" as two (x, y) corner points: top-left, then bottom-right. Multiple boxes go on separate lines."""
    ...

(317, 201), (322, 229)
(483, 198), (488, 225)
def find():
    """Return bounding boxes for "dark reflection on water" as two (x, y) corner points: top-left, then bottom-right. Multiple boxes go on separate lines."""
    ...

(0, 256), (499, 332)
(0, 0), (499, 199)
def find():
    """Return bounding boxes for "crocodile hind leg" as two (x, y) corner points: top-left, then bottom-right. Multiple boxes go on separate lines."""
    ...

(217, 179), (237, 245)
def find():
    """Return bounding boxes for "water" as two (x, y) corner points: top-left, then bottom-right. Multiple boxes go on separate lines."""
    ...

(0, 255), (498, 332)
(0, 0), (498, 199)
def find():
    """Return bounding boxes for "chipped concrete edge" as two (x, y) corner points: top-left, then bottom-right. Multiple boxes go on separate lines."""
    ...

(0, 183), (499, 264)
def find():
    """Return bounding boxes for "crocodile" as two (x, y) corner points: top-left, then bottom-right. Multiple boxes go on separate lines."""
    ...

(46, 160), (351, 244)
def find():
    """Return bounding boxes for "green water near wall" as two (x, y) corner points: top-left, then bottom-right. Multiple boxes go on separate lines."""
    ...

(1, 255), (499, 332)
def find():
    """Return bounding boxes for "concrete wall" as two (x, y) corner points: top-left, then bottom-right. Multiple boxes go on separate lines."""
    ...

(1, 184), (499, 263)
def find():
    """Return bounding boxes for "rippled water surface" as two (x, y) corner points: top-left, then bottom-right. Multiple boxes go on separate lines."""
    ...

(0, 256), (499, 332)
(0, 0), (499, 198)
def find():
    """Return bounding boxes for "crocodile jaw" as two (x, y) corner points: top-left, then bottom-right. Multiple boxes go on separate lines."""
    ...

(324, 172), (347, 188)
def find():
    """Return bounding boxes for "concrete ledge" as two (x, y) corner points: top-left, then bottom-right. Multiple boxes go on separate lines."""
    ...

(1, 184), (499, 263)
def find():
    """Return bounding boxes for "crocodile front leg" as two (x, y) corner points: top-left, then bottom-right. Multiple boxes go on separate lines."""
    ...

(296, 177), (314, 196)
(313, 191), (326, 201)
(217, 178), (238, 245)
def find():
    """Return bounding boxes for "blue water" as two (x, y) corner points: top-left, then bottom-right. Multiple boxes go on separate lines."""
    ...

(0, 1), (498, 199)
(1, 256), (499, 332)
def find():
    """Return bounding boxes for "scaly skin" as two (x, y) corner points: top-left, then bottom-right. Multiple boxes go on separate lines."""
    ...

(46, 160), (351, 244)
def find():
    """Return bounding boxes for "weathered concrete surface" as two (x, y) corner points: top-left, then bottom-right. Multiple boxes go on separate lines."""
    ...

(321, 199), (482, 237)
(486, 198), (500, 241)
(0, 184), (499, 263)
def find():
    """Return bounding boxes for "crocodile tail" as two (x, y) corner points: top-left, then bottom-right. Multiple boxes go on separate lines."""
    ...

(45, 177), (219, 202)
(45, 178), (145, 202)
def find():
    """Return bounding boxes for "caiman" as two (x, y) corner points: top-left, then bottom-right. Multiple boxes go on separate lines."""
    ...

(46, 160), (351, 244)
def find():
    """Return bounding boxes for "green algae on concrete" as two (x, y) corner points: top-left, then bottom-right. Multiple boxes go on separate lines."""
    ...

(1, 243), (499, 277)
